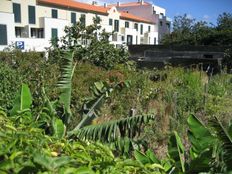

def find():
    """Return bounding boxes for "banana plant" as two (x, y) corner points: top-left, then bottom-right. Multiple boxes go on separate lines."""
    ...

(210, 116), (232, 172)
(70, 115), (154, 141)
(168, 131), (185, 173)
(57, 51), (77, 124)
(134, 149), (172, 173)
(10, 83), (32, 116)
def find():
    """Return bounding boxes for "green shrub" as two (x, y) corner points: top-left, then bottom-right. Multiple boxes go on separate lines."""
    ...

(0, 62), (21, 110)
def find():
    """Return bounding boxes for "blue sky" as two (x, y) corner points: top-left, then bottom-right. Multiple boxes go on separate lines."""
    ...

(78, 0), (232, 25)
(153, 0), (232, 25)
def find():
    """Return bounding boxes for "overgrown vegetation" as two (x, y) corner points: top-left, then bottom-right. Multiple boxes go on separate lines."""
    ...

(1, 14), (232, 173)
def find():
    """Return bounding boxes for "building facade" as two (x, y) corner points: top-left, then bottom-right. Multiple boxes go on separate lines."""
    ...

(0, 0), (171, 51)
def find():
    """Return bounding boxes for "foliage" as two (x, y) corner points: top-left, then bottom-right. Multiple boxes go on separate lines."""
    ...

(0, 62), (22, 110)
(57, 51), (76, 124)
(48, 17), (129, 70)
(10, 84), (32, 116)
(0, 109), (161, 174)
(223, 48), (232, 70)
(71, 115), (154, 142)
(161, 12), (232, 46)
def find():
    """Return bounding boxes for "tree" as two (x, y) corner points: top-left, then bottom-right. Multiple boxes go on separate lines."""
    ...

(217, 12), (232, 31)
(172, 14), (195, 33)
(161, 13), (232, 46)
(48, 16), (129, 70)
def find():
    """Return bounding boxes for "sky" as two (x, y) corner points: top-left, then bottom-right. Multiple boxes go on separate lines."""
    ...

(77, 0), (232, 25)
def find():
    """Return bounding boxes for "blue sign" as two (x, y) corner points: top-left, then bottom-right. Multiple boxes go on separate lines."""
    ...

(16, 41), (25, 50)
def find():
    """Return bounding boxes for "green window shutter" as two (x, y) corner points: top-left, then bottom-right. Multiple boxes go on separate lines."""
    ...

(51, 28), (58, 39)
(114, 20), (119, 32)
(80, 14), (86, 26)
(13, 3), (21, 23)
(134, 23), (138, 31)
(28, 6), (36, 24)
(0, 25), (8, 45)
(109, 19), (112, 26)
(52, 9), (58, 18)
(71, 12), (76, 24)
(140, 24), (143, 34)
(125, 21), (129, 28)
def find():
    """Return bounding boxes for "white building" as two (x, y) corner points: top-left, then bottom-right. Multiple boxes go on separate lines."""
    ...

(109, 0), (171, 43)
(0, 0), (171, 51)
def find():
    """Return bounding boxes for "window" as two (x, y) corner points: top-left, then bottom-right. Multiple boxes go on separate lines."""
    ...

(160, 13), (164, 18)
(148, 26), (151, 32)
(160, 21), (163, 26)
(15, 27), (22, 38)
(114, 20), (119, 32)
(80, 14), (86, 26)
(51, 28), (58, 39)
(136, 36), (138, 44)
(127, 35), (133, 45)
(28, 6), (36, 24)
(31, 28), (44, 38)
(154, 37), (157, 44)
(140, 24), (143, 35)
(13, 3), (21, 23)
(31, 28), (36, 38)
(121, 36), (125, 41)
(38, 29), (44, 38)
(95, 14), (101, 24)
(134, 23), (138, 31)
(153, 10), (156, 14)
(52, 9), (58, 18)
(125, 21), (129, 28)
(166, 23), (170, 29)
(109, 18), (113, 26)
(0, 25), (7, 45)
(71, 12), (76, 24)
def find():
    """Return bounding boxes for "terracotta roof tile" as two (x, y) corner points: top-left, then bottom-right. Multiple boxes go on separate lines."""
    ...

(37, 0), (108, 15)
(37, 0), (154, 24)
(120, 12), (154, 24)
(108, 2), (151, 8)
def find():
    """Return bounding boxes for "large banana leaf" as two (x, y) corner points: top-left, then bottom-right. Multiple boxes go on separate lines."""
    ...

(73, 81), (130, 131)
(52, 118), (66, 139)
(187, 114), (215, 155)
(210, 116), (232, 170)
(70, 115), (154, 142)
(10, 84), (32, 116)
(57, 51), (76, 123)
(168, 131), (185, 173)
(187, 115), (215, 173)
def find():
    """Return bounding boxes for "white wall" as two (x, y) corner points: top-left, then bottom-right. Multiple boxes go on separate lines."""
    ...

(14, 37), (48, 51)
(43, 17), (69, 41)
(0, 12), (15, 50)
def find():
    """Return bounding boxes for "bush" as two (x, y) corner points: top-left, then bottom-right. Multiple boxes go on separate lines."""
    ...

(0, 62), (21, 110)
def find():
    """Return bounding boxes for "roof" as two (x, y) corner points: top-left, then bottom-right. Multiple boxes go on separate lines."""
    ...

(120, 12), (154, 24)
(37, 0), (154, 24)
(108, 1), (151, 8)
(37, 0), (108, 15)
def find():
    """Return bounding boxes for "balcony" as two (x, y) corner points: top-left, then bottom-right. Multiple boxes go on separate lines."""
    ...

(120, 27), (137, 35)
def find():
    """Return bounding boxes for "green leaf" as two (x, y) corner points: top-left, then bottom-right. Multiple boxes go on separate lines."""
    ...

(168, 131), (185, 173)
(58, 51), (76, 123)
(10, 84), (32, 116)
(134, 150), (150, 165)
(33, 152), (70, 171)
(210, 117), (232, 169)
(52, 118), (66, 139)
(145, 149), (160, 164)
(187, 115), (214, 154)
(70, 115), (154, 142)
